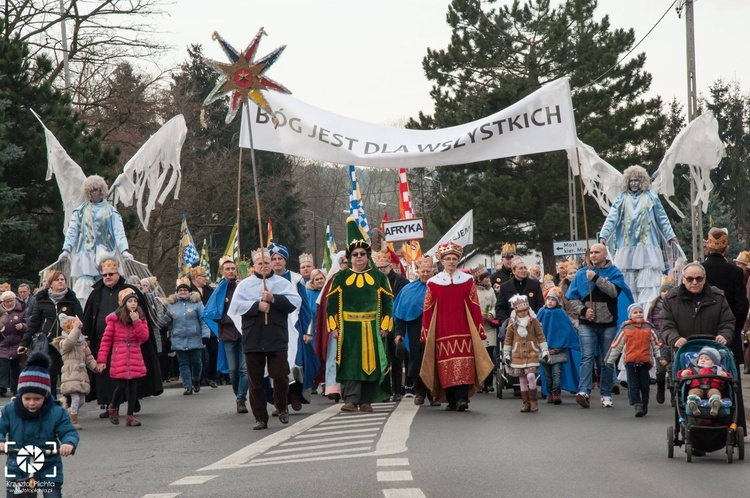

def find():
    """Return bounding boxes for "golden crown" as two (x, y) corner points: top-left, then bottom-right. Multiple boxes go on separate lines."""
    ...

(435, 241), (463, 260)
(251, 248), (270, 263)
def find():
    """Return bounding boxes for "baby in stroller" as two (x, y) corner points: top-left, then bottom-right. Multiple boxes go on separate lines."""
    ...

(677, 346), (732, 417)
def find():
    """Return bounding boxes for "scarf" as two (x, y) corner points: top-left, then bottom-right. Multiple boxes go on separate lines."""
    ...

(13, 395), (53, 420)
(48, 289), (68, 304)
(515, 315), (530, 338)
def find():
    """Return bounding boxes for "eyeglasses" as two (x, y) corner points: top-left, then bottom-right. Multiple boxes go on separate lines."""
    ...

(351, 252), (367, 257)
(102, 273), (118, 277)
(684, 276), (705, 283)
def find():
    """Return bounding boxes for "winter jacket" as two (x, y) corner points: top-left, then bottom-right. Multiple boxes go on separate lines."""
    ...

(496, 277), (544, 325)
(97, 314), (149, 380)
(21, 288), (83, 348)
(606, 321), (660, 366)
(503, 314), (548, 370)
(0, 397), (79, 486)
(0, 301), (27, 360)
(704, 252), (749, 362)
(167, 292), (210, 351)
(52, 322), (98, 395)
(241, 294), (296, 353)
(660, 285), (735, 348)
(677, 365), (732, 392)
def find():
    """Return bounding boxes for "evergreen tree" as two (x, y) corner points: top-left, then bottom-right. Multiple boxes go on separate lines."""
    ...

(0, 32), (117, 283)
(0, 99), (34, 281)
(412, 0), (664, 270)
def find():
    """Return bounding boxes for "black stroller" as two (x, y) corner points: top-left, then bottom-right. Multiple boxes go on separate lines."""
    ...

(666, 336), (744, 463)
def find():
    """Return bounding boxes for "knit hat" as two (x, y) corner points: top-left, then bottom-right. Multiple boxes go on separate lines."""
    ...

(118, 288), (138, 306)
(696, 346), (722, 366)
(0, 290), (16, 302)
(17, 352), (52, 398)
(660, 275), (676, 293)
(58, 313), (76, 334)
(268, 243), (289, 260)
(546, 286), (564, 305)
(627, 303), (644, 317)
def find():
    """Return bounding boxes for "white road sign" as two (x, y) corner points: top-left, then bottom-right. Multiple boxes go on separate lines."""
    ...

(552, 239), (597, 257)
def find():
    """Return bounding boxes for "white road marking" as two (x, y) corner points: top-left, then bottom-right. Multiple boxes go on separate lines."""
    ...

(198, 403), (340, 471)
(298, 427), (380, 437)
(264, 439), (374, 455)
(306, 421), (386, 431)
(374, 400), (419, 455)
(377, 458), (409, 466)
(245, 446), (371, 464)
(169, 475), (218, 486)
(382, 489), (426, 497)
(280, 434), (375, 446)
(377, 470), (413, 481)
(141, 494), (181, 498)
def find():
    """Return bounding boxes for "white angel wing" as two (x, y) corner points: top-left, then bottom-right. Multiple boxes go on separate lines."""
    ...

(652, 111), (726, 215)
(111, 115), (188, 231)
(567, 139), (622, 215)
(31, 109), (87, 233)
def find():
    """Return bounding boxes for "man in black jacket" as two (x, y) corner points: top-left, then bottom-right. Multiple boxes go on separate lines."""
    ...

(190, 266), (218, 388)
(495, 257), (544, 326)
(227, 248), (301, 430)
(373, 250), (408, 401)
(702, 228), (748, 432)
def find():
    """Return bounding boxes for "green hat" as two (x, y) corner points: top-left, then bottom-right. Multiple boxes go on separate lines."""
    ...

(345, 217), (371, 257)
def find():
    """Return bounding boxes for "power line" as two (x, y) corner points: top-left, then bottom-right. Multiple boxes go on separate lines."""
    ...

(586, 0), (679, 86)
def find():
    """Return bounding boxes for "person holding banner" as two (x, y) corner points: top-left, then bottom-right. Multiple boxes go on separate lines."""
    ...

(420, 242), (494, 412)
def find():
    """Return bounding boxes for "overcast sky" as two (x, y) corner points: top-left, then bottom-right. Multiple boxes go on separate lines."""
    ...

(155, 0), (749, 125)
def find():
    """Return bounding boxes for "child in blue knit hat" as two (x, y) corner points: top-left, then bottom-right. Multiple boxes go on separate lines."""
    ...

(0, 352), (79, 496)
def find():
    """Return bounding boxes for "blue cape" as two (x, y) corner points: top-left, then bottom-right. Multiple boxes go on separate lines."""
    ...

(565, 264), (634, 328)
(393, 280), (427, 322)
(279, 271), (320, 396)
(536, 305), (582, 396)
(202, 279), (230, 373)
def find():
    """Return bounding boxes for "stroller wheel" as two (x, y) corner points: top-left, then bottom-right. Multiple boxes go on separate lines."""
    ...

(685, 443), (692, 463)
(667, 426), (674, 459)
(737, 427), (745, 461)
(727, 443), (733, 464)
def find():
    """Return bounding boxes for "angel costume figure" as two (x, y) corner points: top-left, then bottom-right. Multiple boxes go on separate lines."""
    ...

(59, 175), (132, 304)
(599, 165), (679, 306)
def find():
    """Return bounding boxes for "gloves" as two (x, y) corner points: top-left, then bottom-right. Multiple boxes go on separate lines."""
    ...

(503, 351), (511, 363)
(121, 250), (134, 261)
(542, 350), (550, 362)
(202, 337), (209, 346)
(58, 250), (70, 261)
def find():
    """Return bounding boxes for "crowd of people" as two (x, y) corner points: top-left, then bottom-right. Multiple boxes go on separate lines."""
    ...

(3, 214), (750, 492)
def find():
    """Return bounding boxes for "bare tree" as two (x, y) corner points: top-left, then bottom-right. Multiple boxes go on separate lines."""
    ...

(2, 0), (169, 106)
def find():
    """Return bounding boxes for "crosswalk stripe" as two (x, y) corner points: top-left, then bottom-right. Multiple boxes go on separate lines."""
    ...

(377, 470), (413, 482)
(264, 439), (373, 455)
(248, 446), (371, 464)
(281, 434), (375, 446)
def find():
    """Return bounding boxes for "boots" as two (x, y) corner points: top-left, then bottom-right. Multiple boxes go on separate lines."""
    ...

(520, 390), (531, 412)
(70, 414), (82, 430)
(656, 382), (665, 404)
(108, 406), (119, 425)
(529, 389), (539, 412)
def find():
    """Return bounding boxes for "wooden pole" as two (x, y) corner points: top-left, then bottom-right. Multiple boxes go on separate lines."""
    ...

(242, 103), (268, 323)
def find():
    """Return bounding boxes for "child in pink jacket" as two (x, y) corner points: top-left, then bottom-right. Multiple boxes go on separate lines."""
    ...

(97, 289), (149, 427)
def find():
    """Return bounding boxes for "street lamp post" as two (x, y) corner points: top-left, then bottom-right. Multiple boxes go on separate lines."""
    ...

(302, 208), (318, 265)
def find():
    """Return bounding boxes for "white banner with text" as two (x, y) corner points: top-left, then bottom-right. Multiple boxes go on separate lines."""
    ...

(239, 78), (577, 168)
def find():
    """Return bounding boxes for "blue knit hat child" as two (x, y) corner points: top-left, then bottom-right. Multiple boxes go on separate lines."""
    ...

(17, 352), (52, 398)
